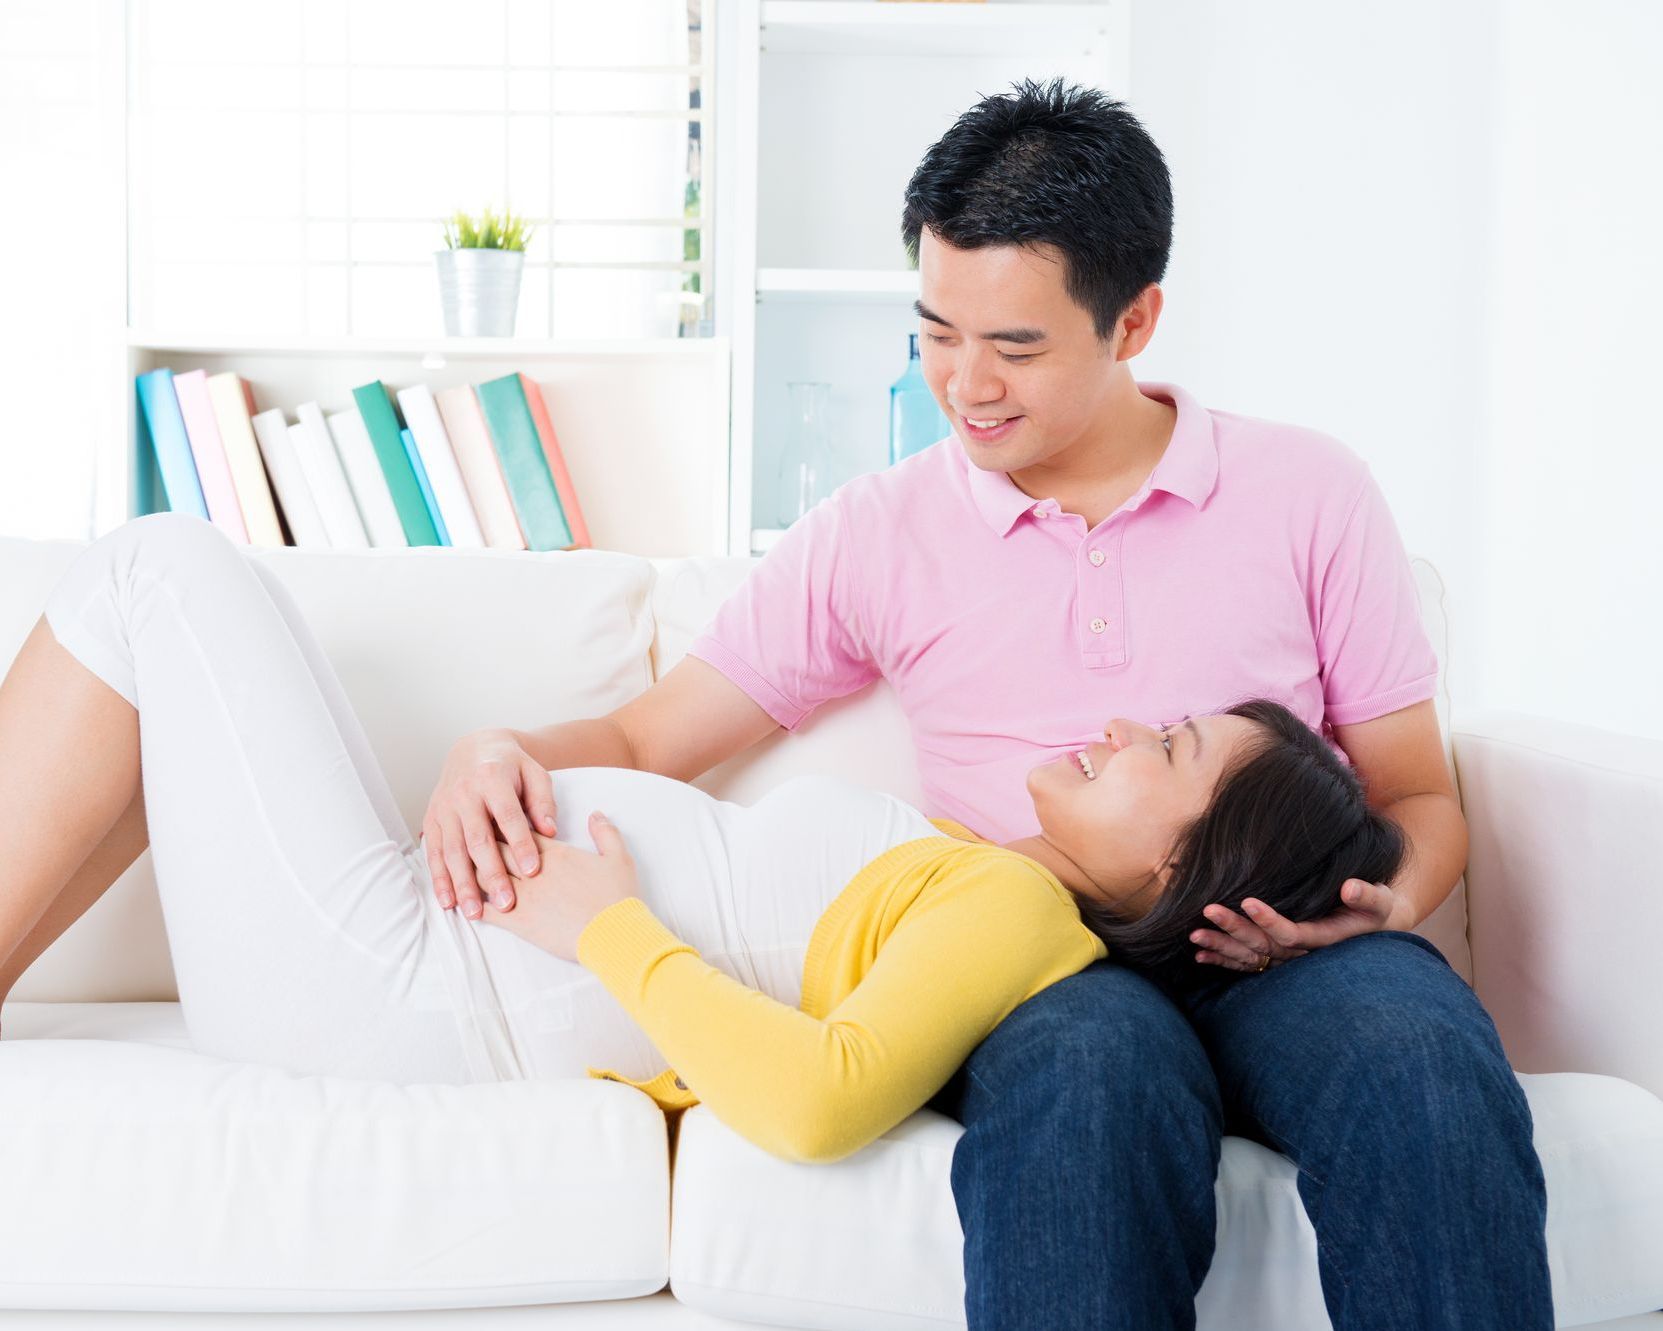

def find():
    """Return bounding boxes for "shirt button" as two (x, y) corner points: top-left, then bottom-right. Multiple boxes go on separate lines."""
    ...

(1088, 549), (1106, 566)
(1089, 617), (1107, 633)
(673, 1076), (687, 1090)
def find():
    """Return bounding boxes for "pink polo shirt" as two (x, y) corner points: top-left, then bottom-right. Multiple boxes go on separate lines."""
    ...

(687, 380), (1439, 844)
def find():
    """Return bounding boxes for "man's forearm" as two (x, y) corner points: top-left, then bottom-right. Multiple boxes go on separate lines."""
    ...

(1378, 792), (1469, 929)
(512, 718), (639, 772)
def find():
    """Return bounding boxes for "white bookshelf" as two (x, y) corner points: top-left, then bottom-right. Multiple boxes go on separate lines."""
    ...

(116, 333), (732, 560)
(105, 0), (1130, 560)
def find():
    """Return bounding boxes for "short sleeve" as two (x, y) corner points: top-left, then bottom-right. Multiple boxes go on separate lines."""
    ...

(1312, 465), (1441, 727)
(686, 492), (880, 731)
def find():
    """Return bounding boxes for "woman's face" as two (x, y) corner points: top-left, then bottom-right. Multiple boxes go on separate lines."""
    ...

(1025, 713), (1261, 919)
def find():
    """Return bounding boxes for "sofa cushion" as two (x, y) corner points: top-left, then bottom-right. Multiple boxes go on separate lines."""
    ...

(0, 1002), (671, 1313)
(668, 1071), (1663, 1330)
(0, 538), (658, 1003)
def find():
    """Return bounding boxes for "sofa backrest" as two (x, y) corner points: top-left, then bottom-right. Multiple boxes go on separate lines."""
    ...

(0, 534), (1468, 1002)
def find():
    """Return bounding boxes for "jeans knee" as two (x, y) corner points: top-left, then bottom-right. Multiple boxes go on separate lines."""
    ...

(962, 964), (1220, 1125)
(1308, 950), (1532, 1144)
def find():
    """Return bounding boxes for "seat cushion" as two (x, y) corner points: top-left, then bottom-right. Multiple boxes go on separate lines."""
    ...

(669, 1071), (1663, 1330)
(0, 1003), (671, 1313)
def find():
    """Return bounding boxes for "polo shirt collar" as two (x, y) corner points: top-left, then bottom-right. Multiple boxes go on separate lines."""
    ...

(964, 380), (1219, 538)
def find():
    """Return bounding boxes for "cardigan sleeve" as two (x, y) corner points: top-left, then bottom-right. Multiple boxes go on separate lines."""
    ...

(575, 857), (1105, 1164)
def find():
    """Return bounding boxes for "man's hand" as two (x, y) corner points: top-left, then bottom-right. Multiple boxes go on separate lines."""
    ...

(421, 728), (560, 919)
(1189, 878), (1413, 973)
(478, 812), (640, 963)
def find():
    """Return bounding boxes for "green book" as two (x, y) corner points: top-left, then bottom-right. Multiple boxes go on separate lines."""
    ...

(474, 373), (574, 551)
(351, 381), (440, 546)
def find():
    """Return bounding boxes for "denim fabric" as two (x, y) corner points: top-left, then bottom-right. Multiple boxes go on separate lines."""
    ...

(926, 930), (1552, 1330)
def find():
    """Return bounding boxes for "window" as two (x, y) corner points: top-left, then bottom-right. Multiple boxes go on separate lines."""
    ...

(127, 0), (709, 340)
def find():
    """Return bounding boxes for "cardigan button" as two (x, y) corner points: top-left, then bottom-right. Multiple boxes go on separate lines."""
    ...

(673, 1076), (687, 1090)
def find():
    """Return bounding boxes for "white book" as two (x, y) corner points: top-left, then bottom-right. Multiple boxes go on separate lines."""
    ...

(396, 384), (485, 548)
(319, 406), (407, 549)
(289, 406), (369, 550)
(249, 408), (330, 549)
(434, 384), (528, 550)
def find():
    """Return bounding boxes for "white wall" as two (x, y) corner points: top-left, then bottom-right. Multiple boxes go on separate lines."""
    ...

(1129, 0), (1661, 740)
(1480, 0), (1663, 738)
(1128, 0), (1500, 726)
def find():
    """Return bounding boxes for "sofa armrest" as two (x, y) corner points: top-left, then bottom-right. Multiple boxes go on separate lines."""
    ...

(1453, 708), (1663, 1100)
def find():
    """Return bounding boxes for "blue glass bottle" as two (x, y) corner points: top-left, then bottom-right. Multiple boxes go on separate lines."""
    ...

(889, 333), (950, 466)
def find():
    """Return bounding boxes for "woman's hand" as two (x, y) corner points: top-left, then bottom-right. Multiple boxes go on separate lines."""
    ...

(1189, 877), (1412, 973)
(421, 727), (559, 919)
(478, 811), (639, 962)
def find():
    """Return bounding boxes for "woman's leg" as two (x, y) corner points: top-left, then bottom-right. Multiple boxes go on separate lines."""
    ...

(7, 511), (492, 1082)
(0, 782), (149, 1008)
(0, 615), (152, 1035)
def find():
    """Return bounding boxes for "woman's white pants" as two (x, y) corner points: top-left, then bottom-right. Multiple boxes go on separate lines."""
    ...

(39, 511), (616, 1085)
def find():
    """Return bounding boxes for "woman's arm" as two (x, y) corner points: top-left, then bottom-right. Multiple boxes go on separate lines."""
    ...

(573, 855), (1104, 1164)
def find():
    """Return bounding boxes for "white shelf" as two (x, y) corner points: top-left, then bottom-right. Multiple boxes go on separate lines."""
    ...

(116, 334), (734, 559)
(126, 330), (716, 361)
(761, 1), (1116, 57)
(756, 268), (920, 301)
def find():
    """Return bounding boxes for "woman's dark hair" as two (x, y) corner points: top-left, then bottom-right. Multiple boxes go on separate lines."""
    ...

(1075, 699), (1410, 993)
(900, 75), (1174, 342)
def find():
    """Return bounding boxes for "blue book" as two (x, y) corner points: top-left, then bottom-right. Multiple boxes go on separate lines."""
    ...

(400, 426), (449, 545)
(135, 369), (209, 519)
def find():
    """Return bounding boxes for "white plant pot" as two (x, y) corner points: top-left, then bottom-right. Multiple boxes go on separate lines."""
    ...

(434, 247), (524, 337)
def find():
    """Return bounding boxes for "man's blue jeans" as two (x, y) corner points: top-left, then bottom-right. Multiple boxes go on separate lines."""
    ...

(925, 930), (1553, 1330)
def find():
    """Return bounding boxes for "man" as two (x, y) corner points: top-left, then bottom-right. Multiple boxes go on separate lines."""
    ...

(424, 77), (1551, 1330)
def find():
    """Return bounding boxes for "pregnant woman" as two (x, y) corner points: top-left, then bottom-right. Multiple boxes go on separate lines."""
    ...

(0, 513), (1404, 1163)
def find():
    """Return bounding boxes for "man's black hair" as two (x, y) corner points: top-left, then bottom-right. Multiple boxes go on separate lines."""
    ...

(901, 75), (1174, 343)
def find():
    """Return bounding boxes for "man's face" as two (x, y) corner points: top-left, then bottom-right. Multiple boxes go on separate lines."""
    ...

(915, 227), (1133, 476)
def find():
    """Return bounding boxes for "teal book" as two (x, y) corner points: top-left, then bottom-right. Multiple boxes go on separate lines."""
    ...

(351, 381), (439, 545)
(400, 427), (449, 545)
(474, 374), (575, 551)
(135, 369), (209, 518)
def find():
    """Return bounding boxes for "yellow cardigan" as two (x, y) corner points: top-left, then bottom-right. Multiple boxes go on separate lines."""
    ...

(574, 817), (1107, 1163)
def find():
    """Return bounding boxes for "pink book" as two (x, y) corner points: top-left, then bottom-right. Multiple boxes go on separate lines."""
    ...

(171, 368), (250, 543)
(517, 373), (592, 549)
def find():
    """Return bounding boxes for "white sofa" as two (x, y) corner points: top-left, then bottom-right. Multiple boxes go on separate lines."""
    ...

(0, 532), (1659, 1330)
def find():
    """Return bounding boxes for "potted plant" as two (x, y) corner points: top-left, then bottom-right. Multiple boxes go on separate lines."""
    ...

(434, 206), (534, 337)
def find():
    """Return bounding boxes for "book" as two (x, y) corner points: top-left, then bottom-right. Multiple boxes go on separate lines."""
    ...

(400, 426), (450, 545)
(395, 384), (484, 548)
(516, 374), (591, 549)
(290, 404), (369, 549)
(135, 369), (209, 520)
(249, 408), (330, 548)
(325, 408), (408, 548)
(351, 381), (439, 546)
(474, 373), (575, 551)
(204, 372), (285, 548)
(171, 368), (250, 542)
(434, 384), (527, 550)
